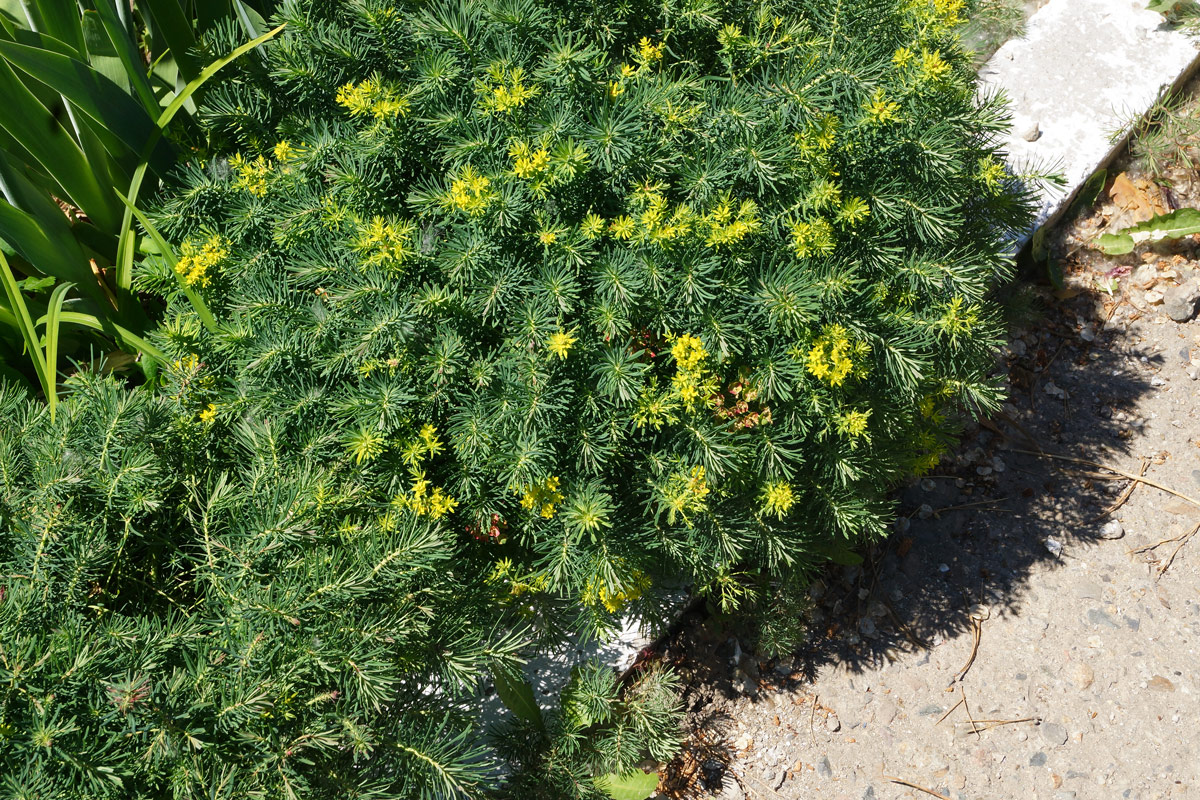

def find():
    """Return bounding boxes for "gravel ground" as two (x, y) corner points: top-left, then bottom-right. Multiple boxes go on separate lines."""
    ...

(655, 148), (1200, 800)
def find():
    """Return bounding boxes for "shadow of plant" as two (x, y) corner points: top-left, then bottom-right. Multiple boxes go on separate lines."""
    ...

(660, 278), (1165, 795)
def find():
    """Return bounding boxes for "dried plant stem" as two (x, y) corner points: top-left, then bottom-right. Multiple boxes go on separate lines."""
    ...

(1087, 457), (1148, 523)
(1015, 450), (1200, 509)
(883, 776), (954, 800)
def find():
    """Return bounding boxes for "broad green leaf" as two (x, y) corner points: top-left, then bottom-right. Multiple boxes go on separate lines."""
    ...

(1096, 208), (1200, 255)
(813, 541), (863, 566)
(91, 0), (160, 116)
(26, 0), (85, 54)
(593, 770), (660, 800)
(1070, 168), (1106, 215)
(0, 39), (173, 174)
(42, 309), (166, 364)
(81, 9), (126, 90)
(0, 55), (121, 229)
(141, 0), (199, 83)
(41, 278), (71, 410)
(1046, 257), (1063, 291)
(0, 248), (50, 411)
(492, 667), (543, 730)
(1149, 0), (1180, 13)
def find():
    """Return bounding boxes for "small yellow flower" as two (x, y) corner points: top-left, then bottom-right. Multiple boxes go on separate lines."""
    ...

(199, 403), (217, 424)
(580, 212), (606, 239)
(518, 476), (564, 519)
(670, 334), (707, 372)
(273, 141), (298, 162)
(806, 325), (859, 387)
(760, 480), (795, 519)
(919, 49), (950, 83)
(609, 216), (635, 240)
(892, 46), (915, 68)
(538, 230), (557, 245)
(864, 88), (900, 125)
(547, 329), (577, 359)
(419, 424), (443, 457)
(174, 235), (229, 287)
(835, 409), (871, 438)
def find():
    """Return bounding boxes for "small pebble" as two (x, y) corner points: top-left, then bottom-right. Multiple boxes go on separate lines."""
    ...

(1040, 722), (1068, 747)
(1099, 520), (1124, 540)
(818, 756), (833, 778)
(1070, 663), (1095, 691)
(1022, 121), (1041, 141)
(1044, 538), (1063, 557)
(826, 715), (841, 732)
(917, 503), (934, 520)
(1145, 290), (1165, 305)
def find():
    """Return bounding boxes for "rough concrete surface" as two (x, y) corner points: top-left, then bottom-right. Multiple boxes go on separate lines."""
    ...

(979, 0), (1199, 237)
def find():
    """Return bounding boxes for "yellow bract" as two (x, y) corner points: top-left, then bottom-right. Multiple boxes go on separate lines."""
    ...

(479, 65), (539, 114)
(353, 216), (417, 269)
(519, 476), (564, 519)
(806, 325), (866, 387)
(229, 152), (272, 197)
(175, 235), (229, 287)
(835, 409), (871, 438)
(547, 330), (577, 359)
(865, 88), (901, 124)
(336, 79), (410, 119)
(657, 465), (710, 526)
(760, 480), (795, 519)
(582, 569), (651, 613)
(446, 165), (493, 215)
(394, 471), (458, 519)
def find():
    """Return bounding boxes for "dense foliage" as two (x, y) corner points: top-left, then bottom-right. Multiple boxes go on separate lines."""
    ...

(0, 0), (1036, 797)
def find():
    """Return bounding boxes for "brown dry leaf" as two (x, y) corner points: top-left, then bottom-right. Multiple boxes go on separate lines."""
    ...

(1108, 172), (1169, 223)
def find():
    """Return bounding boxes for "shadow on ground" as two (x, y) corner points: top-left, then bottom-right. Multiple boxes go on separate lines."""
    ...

(660, 275), (1170, 796)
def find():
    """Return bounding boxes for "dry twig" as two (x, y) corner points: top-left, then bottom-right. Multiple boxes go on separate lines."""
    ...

(1087, 457), (1148, 523)
(1014, 450), (1200, 509)
(934, 694), (965, 726)
(882, 776), (954, 800)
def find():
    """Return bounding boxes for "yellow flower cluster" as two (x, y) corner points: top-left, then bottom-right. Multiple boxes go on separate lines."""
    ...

(582, 569), (652, 613)
(547, 329), (577, 359)
(519, 476), (564, 519)
(976, 156), (1006, 193)
(789, 217), (835, 258)
(175, 235), (228, 287)
(510, 140), (550, 179)
(397, 423), (443, 469)
(835, 408), (871, 438)
(335, 78), (410, 119)
(796, 114), (839, 157)
(865, 88), (901, 124)
(701, 196), (761, 248)
(635, 37), (666, 65)
(760, 480), (795, 519)
(919, 49), (950, 83)
(199, 403), (218, 424)
(353, 216), (417, 269)
(669, 333), (716, 411)
(393, 471), (459, 519)
(806, 325), (867, 387)
(479, 65), (538, 114)
(937, 296), (979, 341)
(446, 165), (492, 215)
(230, 152), (272, 197)
(657, 465), (710, 526)
(631, 380), (681, 430)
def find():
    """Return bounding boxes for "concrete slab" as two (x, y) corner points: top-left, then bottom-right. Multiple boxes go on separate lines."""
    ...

(978, 0), (1200, 240)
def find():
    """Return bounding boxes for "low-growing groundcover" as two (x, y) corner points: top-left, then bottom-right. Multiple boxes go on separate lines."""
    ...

(0, 0), (1037, 797)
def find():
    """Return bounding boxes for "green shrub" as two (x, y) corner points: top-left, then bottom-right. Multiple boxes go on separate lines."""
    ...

(0, 0), (1035, 796)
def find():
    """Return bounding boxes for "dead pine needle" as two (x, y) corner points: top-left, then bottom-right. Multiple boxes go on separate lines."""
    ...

(1014, 449), (1200, 510)
(1087, 456), (1148, 523)
(960, 686), (982, 739)
(953, 617), (983, 683)
(809, 693), (818, 746)
(934, 694), (964, 726)
(882, 775), (954, 800)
